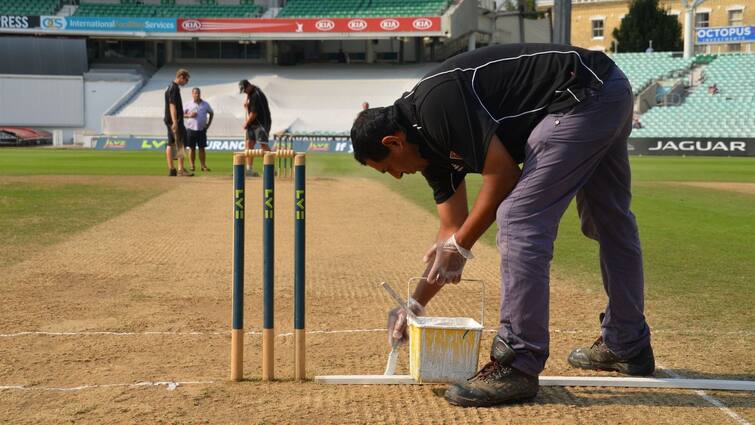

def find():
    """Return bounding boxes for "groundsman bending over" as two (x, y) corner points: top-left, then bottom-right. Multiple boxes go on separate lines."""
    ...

(351, 43), (654, 407)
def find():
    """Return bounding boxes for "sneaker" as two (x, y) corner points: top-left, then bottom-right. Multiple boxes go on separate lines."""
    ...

(444, 336), (539, 407)
(245, 170), (259, 177)
(201, 166), (211, 172)
(567, 335), (655, 376)
(190, 166), (196, 172)
(168, 168), (177, 176)
(177, 169), (194, 177)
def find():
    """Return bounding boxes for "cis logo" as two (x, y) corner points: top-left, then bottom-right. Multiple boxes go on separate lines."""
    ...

(42, 16), (66, 29)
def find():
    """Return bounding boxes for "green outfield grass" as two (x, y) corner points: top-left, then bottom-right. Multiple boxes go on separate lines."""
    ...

(0, 181), (166, 268)
(1, 149), (753, 330)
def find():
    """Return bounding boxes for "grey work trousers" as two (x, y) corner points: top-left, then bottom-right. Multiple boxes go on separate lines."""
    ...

(496, 67), (651, 376)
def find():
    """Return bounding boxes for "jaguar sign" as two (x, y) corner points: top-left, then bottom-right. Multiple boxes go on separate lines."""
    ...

(628, 138), (755, 156)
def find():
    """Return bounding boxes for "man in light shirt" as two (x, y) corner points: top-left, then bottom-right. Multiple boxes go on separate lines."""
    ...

(184, 87), (214, 172)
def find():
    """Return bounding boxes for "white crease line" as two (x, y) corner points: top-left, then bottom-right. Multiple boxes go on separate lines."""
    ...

(0, 381), (216, 392)
(1, 329), (751, 338)
(659, 364), (751, 425)
(0, 329), (386, 338)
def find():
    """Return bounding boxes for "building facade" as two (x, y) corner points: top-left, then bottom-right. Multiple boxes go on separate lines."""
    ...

(538, 0), (753, 52)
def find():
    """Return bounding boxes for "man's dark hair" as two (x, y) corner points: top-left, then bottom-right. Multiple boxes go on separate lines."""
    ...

(350, 106), (401, 165)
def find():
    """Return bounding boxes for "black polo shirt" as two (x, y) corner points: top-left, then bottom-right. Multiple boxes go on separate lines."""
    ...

(393, 43), (616, 203)
(164, 81), (184, 126)
(246, 87), (272, 133)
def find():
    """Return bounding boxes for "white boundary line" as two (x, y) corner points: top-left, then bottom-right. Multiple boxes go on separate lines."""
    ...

(659, 364), (752, 425)
(0, 328), (751, 338)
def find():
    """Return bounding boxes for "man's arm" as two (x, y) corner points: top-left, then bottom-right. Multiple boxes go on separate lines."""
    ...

(411, 182), (469, 306)
(206, 110), (214, 129)
(169, 104), (178, 131)
(455, 134), (521, 250)
(244, 95), (258, 127)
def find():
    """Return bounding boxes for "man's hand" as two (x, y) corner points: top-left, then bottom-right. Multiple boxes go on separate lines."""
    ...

(427, 234), (473, 285)
(171, 123), (178, 133)
(387, 297), (425, 346)
(422, 243), (437, 264)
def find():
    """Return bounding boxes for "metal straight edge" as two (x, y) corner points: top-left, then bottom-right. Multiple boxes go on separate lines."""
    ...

(313, 375), (755, 391)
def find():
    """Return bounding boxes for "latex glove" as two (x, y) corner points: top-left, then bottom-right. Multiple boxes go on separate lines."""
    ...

(386, 297), (425, 347)
(427, 234), (473, 285)
(422, 243), (437, 264)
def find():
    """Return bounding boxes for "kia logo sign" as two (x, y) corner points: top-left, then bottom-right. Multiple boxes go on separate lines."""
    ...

(412, 18), (433, 30)
(316, 19), (335, 31)
(380, 19), (400, 31)
(181, 19), (201, 31)
(348, 19), (367, 31)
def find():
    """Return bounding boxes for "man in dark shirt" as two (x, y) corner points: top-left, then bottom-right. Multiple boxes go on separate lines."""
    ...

(239, 79), (272, 176)
(351, 44), (654, 407)
(163, 68), (193, 176)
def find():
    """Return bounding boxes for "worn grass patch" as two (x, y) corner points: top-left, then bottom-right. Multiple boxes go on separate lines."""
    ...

(0, 181), (167, 268)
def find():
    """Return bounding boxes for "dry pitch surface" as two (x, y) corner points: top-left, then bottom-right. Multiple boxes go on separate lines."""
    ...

(1, 176), (753, 424)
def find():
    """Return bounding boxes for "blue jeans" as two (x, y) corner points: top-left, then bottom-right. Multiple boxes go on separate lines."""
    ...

(496, 67), (651, 376)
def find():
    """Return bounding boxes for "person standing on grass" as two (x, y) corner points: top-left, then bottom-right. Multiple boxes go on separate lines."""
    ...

(351, 43), (654, 407)
(164, 68), (193, 177)
(239, 79), (272, 177)
(184, 87), (214, 172)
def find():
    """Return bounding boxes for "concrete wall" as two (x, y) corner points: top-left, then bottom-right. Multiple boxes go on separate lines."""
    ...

(0, 37), (87, 76)
(445, 0), (479, 39)
(0, 75), (84, 127)
(84, 80), (141, 134)
(635, 82), (658, 114)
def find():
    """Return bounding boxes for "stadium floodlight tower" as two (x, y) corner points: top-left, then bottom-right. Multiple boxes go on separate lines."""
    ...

(681, 0), (707, 58)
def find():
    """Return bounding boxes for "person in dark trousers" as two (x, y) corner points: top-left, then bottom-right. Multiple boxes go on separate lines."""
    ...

(184, 87), (214, 172)
(352, 43), (654, 407)
(164, 68), (193, 176)
(239, 79), (272, 176)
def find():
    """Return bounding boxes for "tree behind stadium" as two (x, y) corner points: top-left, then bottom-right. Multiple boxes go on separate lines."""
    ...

(611, 0), (683, 52)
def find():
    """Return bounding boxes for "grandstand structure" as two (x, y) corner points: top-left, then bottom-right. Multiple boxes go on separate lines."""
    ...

(631, 53), (755, 139)
(0, 0), (752, 154)
(0, 0), (59, 16)
(277, 0), (452, 18)
(104, 63), (434, 137)
(74, 2), (265, 18)
(611, 52), (695, 95)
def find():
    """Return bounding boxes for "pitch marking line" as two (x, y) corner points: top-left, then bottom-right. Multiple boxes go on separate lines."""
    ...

(0, 328), (750, 338)
(659, 364), (752, 425)
(0, 381), (216, 392)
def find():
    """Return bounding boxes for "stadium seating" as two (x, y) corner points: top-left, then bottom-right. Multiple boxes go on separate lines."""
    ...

(74, 2), (263, 18)
(610, 52), (695, 95)
(631, 53), (755, 138)
(0, 0), (60, 16)
(105, 63), (435, 137)
(277, 0), (451, 18)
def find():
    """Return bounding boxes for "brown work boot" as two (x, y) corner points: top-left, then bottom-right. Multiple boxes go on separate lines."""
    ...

(444, 336), (539, 407)
(568, 336), (655, 376)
